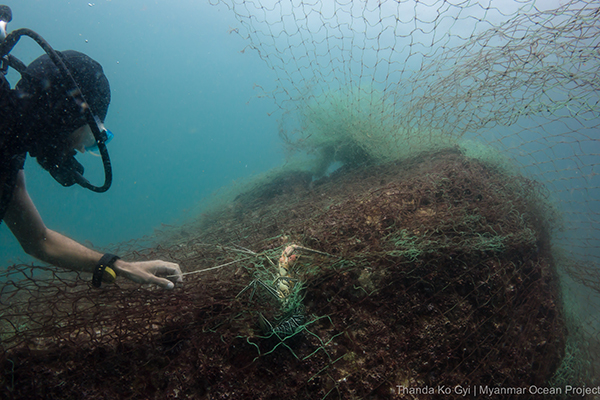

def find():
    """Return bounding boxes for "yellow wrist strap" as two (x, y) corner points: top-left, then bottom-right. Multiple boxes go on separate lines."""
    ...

(92, 253), (120, 288)
(103, 266), (117, 283)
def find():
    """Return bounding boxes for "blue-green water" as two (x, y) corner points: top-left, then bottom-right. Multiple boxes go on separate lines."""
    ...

(1, 0), (598, 273)
(1, 1), (599, 392)
(1, 0), (283, 264)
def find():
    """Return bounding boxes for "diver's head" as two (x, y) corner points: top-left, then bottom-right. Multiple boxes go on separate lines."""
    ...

(15, 50), (111, 169)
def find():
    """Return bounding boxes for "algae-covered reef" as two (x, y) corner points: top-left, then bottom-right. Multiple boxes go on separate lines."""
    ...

(1, 148), (564, 399)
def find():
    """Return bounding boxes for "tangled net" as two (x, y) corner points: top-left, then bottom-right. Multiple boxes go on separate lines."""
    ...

(1, 148), (566, 398)
(2, 0), (599, 398)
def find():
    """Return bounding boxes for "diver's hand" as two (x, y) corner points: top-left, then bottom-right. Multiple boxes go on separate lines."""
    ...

(113, 259), (183, 289)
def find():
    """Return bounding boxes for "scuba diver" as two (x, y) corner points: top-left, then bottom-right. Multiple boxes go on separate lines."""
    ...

(0, 5), (182, 289)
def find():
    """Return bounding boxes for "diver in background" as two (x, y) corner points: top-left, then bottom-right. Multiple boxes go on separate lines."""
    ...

(0, 44), (183, 289)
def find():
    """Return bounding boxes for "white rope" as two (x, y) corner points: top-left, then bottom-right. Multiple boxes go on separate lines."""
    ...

(168, 255), (254, 278)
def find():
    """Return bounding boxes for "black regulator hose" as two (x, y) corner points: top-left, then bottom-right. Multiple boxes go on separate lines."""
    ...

(0, 24), (113, 193)
(75, 123), (113, 193)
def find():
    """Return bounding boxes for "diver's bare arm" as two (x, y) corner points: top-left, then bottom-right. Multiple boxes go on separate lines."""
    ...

(4, 171), (183, 289)
(4, 170), (101, 273)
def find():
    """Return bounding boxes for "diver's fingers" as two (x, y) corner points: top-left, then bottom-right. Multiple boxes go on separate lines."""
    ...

(148, 276), (176, 290)
(149, 262), (183, 289)
(154, 261), (183, 283)
(117, 260), (183, 289)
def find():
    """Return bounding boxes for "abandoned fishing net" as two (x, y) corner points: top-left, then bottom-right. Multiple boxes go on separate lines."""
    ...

(1, 0), (599, 398)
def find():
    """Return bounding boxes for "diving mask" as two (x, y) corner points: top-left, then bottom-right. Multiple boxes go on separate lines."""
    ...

(73, 117), (114, 155)
(85, 129), (113, 154)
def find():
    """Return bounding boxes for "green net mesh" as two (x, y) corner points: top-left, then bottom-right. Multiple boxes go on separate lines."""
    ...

(2, 0), (599, 398)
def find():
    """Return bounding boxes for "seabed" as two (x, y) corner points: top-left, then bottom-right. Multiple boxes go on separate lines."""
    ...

(1, 147), (565, 399)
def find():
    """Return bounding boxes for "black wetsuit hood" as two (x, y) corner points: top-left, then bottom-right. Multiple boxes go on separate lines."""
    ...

(15, 50), (111, 161)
